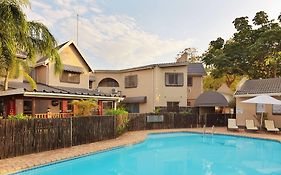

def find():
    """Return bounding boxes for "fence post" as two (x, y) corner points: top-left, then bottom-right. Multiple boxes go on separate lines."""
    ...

(70, 117), (73, 147)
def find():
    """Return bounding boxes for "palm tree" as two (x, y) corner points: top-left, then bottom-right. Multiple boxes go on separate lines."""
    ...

(0, 0), (62, 90)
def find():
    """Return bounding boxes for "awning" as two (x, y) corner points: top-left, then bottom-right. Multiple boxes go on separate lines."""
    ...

(63, 65), (84, 73)
(195, 91), (228, 107)
(123, 96), (147, 104)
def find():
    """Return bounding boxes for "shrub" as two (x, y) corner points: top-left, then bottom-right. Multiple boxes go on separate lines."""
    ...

(8, 113), (29, 120)
(105, 108), (128, 116)
(105, 108), (129, 135)
(71, 98), (98, 116)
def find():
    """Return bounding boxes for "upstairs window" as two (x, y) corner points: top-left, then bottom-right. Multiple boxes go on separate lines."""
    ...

(89, 80), (93, 89)
(98, 78), (119, 87)
(60, 71), (80, 84)
(165, 73), (184, 86)
(125, 75), (138, 88)
(187, 76), (193, 87)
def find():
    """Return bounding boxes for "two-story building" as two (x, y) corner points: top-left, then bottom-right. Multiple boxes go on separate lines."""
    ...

(0, 41), (122, 117)
(94, 61), (205, 113)
(94, 62), (188, 113)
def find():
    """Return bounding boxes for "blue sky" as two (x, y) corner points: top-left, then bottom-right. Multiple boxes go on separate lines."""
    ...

(25, 0), (281, 69)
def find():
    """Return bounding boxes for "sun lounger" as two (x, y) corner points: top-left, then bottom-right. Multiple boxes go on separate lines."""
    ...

(264, 120), (279, 132)
(228, 119), (239, 130)
(245, 120), (258, 131)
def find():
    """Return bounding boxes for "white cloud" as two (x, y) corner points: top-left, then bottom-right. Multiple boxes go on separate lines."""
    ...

(25, 0), (191, 69)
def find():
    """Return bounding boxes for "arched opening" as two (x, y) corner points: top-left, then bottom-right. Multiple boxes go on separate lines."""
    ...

(98, 78), (119, 87)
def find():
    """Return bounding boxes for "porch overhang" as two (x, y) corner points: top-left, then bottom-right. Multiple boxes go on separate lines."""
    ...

(0, 88), (123, 102)
(123, 96), (147, 104)
(23, 92), (123, 101)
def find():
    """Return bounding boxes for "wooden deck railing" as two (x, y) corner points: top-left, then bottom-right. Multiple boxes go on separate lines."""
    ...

(33, 112), (74, 119)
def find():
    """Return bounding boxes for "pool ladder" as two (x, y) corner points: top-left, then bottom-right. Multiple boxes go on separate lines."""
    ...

(203, 125), (206, 135)
(203, 125), (215, 135)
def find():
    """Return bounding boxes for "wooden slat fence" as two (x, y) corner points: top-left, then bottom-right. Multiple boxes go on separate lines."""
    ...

(203, 113), (234, 127)
(127, 113), (198, 131)
(0, 116), (115, 159)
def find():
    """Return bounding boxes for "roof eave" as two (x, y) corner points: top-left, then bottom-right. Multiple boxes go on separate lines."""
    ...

(235, 93), (281, 98)
(23, 91), (123, 101)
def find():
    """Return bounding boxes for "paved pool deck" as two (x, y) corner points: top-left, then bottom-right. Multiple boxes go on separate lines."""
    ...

(1, 127), (281, 174)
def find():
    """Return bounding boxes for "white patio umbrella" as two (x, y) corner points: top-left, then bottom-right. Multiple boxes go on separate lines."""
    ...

(242, 95), (281, 130)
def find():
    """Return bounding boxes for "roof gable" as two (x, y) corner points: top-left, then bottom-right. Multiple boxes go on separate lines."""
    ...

(36, 41), (93, 72)
(58, 41), (93, 72)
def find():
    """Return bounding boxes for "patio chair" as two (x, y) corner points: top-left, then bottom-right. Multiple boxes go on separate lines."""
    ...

(264, 120), (279, 132)
(227, 119), (239, 131)
(245, 120), (258, 131)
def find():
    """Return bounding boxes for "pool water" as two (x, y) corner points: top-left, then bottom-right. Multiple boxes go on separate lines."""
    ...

(17, 133), (281, 175)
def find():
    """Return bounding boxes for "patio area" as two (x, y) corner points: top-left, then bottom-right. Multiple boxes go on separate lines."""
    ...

(0, 127), (281, 175)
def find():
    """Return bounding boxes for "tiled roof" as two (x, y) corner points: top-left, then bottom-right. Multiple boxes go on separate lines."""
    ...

(54, 86), (109, 96)
(235, 78), (281, 96)
(63, 65), (84, 73)
(36, 56), (48, 64)
(95, 62), (206, 76)
(187, 63), (206, 76)
(1, 82), (116, 97)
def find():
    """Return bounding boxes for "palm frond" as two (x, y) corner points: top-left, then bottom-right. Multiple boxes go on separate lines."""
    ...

(22, 71), (37, 90)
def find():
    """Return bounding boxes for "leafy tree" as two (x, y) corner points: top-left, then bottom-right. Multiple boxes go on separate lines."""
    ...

(71, 98), (98, 116)
(176, 48), (201, 63)
(202, 11), (281, 82)
(203, 75), (243, 92)
(0, 0), (62, 90)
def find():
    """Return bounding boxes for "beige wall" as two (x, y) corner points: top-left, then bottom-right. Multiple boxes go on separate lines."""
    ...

(155, 66), (187, 107)
(236, 96), (281, 128)
(94, 65), (188, 113)
(35, 66), (47, 84)
(48, 44), (91, 89)
(187, 76), (203, 101)
(122, 69), (155, 113)
(15, 99), (23, 114)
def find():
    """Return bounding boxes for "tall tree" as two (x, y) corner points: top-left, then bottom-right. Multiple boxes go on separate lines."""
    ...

(0, 0), (62, 90)
(202, 11), (281, 83)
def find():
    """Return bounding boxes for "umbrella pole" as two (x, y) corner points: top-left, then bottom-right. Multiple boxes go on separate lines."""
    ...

(260, 112), (263, 131)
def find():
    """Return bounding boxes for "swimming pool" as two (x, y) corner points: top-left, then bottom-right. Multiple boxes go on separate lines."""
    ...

(17, 133), (281, 175)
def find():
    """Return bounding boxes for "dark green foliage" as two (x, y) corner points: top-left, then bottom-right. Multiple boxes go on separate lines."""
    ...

(202, 11), (281, 83)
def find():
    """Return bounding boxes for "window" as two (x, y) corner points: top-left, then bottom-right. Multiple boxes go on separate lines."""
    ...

(98, 78), (119, 87)
(89, 80), (93, 89)
(59, 100), (73, 112)
(127, 104), (140, 113)
(125, 75), (138, 88)
(167, 102), (179, 112)
(165, 73), (184, 86)
(23, 100), (32, 114)
(187, 76), (193, 87)
(256, 103), (265, 113)
(67, 101), (73, 112)
(187, 101), (191, 107)
(272, 104), (281, 115)
(60, 71), (80, 84)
